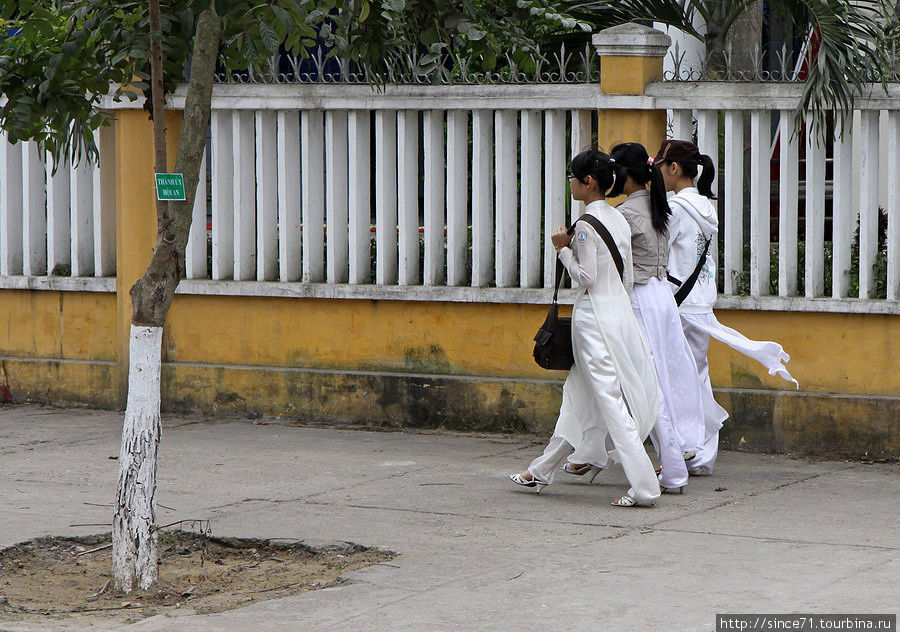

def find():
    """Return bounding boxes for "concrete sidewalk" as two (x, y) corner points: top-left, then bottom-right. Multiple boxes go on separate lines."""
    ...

(0, 404), (897, 631)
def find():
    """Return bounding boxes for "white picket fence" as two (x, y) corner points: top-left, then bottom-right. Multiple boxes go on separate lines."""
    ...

(0, 132), (115, 280)
(2, 81), (899, 312)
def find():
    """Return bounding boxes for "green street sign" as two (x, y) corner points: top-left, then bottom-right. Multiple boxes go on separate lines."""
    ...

(155, 173), (186, 201)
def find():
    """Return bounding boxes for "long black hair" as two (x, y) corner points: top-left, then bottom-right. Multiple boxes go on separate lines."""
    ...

(568, 149), (626, 198)
(609, 142), (671, 233)
(680, 155), (717, 199)
(654, 139), (717, 199)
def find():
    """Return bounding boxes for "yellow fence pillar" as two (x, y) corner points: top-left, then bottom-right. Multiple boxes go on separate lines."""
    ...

(113, 109), (182, 403)
(592, 23), (671, 157)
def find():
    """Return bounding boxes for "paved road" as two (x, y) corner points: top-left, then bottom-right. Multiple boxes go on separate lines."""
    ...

(1, 405), (897, 631)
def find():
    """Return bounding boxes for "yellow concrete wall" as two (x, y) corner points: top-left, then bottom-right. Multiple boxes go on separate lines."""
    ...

(1, 287), (896, 454)
(0, 290), (116, 360)
(711, 310), (899, 396)
(161, 295), (897, 398)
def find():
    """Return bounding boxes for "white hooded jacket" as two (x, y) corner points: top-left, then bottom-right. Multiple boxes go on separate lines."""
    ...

(667, 187), (718, 314)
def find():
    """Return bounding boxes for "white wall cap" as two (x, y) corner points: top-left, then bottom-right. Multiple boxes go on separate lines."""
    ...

(592, 23), (672, 58)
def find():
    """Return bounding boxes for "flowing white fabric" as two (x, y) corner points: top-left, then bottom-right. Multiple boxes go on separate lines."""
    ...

(681, 312), (799, 389)
(531, 200), (661, 503)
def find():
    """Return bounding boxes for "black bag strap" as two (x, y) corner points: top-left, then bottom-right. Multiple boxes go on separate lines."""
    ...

(673, 236), (712, 306)
(571, 214), (625, 283)
(552, 213), (625, 302)
(551, 257), (569, 303)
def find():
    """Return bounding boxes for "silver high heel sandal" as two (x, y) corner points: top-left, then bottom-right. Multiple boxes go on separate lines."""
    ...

(661, 485), (685, 495)
(509, 472), (549, 493)
(561, 463), (604, 484)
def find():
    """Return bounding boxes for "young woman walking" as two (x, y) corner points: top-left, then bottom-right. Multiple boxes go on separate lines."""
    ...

(608, 142), (710, 494)
(654, 139), (798, 475)
(509, 149), (661, 507)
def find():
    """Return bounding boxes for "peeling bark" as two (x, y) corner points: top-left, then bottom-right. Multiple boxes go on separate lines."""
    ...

(113, 8), (222, 593)
(112, 325), (163, 592)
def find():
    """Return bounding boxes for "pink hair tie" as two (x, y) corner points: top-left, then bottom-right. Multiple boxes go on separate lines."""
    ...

(647, 157), (654, 165)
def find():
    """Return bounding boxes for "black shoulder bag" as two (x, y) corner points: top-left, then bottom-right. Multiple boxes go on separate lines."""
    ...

(532, 214), (625, 371)
(667, 236), (712, 307)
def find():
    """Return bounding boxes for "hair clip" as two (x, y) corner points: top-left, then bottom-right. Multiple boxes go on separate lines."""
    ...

(647, 157), (654, 165)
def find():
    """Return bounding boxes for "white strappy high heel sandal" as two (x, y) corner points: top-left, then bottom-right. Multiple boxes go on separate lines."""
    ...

(561, 462), (604, 484)
(610, 495), (637, 507)
(610, 495), (655, 507)
(509, 472), (549, 493)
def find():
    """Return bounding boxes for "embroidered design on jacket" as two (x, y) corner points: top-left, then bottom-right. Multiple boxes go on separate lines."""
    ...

(696, 233), (713, 284)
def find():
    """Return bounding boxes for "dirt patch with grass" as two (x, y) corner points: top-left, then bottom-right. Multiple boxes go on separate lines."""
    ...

(0, 530), (393, 622)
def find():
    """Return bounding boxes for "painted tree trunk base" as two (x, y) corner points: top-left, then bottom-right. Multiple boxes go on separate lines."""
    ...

(112, 325), (163, 593)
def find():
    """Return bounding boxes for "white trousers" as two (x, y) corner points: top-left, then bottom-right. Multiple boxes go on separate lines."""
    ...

(529, 432), (661, 503)
(681, 323), (719, 473)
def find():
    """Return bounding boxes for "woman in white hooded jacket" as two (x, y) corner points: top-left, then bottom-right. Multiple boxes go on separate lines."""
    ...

(655, 139), (798, 475)
(509, 149), (661, 507)
(609, 142), (709, 494)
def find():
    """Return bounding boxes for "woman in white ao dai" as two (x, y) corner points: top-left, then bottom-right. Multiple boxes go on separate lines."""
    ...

(510, 150), (661, 507)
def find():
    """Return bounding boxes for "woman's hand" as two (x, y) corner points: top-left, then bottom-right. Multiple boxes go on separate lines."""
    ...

(551, 226), (571, 251)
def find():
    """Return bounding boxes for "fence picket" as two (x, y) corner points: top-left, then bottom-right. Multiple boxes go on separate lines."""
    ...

(302, 109), (325, 283)
(21, 142), (46, 276)
(804, 115), (826, 297)
(376, 110), (399, 285)
(232, 110), (257, 281)
(520, 110), (542, 288)
(446, 110), (468, 286)
(46, 154), (71, 276)
(255, 110), (278, 281)
(495, 110), (518, 287)
(749, 110), (770, 296)
(671, 109), (693, 141)
(277, 111), (302, 282)
(348, 110), (371, 284)
(211, 109), (234, 280)
(185, 148), (207, 279)
(543, 110), (566, 288)
(70, 153), (94, 277)
(723, 110), (743, 295)
(396, 110), (416, 285)
(0, 135), (23, 276)
(325, 110), (349, 284)
(778, 111), (799, 297)
(831, 121), (853, 298)
(696, 110), (719, 290)
(569, 110), (592, 221)
(889, 111), (900, 301)
(424, 110), (446, 286)
(94, 128), (116, 277)
(471, 110), (494, 288)
(858, 110), (880, 298)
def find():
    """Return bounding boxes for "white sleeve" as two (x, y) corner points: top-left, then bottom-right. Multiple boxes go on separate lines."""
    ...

(667, 202), (685, 249)
(558, 226), (598, 290)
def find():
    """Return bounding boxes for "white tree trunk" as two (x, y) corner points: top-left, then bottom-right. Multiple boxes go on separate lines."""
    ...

(112, 325), (163, 593)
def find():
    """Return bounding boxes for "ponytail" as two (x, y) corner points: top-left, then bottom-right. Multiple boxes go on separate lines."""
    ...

(647, 164), (671, 233)
(610, 141), (671, 234)
(607, 162), (627, 198)
(696, 154), (717, 199)
(569, 149), (621, 196)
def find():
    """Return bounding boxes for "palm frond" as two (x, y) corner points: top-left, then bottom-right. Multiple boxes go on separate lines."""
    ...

(776, 0), (895, 133)
(566, 0), (701, 40)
